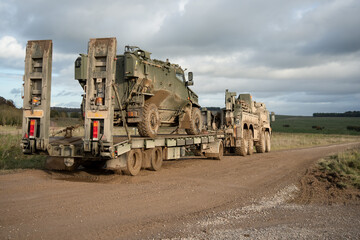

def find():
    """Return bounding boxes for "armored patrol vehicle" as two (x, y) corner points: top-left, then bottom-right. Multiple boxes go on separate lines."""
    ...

(75, 42), (201, 138)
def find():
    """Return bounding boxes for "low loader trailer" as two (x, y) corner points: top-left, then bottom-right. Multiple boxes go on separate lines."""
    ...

(44, 133), (223, 175)
(20, 39), (223, 176)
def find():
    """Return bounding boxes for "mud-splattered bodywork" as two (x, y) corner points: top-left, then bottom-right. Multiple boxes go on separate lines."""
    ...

(75, 45), (198, 128)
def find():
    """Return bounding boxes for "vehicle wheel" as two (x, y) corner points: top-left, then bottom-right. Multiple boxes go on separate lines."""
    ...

(215, 141), (224, 160)
(123, 149), (142, 176)
(138, 103), (160, 138)
(247, 129), (254, 155)
(256, 131), (266, 153)
(185, 107), (202, 135)
(235, 130), (248, 156)
(204, 140), (223, 160)
(265, 131), (271, 152)
(150, 147), (163, 171)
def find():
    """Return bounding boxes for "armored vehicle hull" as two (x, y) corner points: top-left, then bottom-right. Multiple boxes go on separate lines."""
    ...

(75, 44), (201, 138)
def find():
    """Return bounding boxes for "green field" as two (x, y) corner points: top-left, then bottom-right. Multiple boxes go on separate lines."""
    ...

(271, 115), (360, 135)
(271, 132), (360, 151)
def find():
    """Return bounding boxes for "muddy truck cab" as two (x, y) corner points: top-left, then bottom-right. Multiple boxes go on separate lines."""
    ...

(75, 44), (201, 138)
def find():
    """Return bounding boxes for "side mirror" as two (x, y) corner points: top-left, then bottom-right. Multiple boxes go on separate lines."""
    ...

(188, 72), (193, 81)
(187, 72), (193, 86)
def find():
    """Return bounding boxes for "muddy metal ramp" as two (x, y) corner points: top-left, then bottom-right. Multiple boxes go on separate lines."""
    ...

(21, 40), (52, 154)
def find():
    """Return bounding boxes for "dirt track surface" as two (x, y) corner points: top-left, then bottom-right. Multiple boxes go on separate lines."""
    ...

(1, 143), (360, 239)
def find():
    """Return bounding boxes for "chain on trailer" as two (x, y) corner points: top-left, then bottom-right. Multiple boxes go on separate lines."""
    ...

(21, 40), (52, 154)
(83, 38), (117, 158)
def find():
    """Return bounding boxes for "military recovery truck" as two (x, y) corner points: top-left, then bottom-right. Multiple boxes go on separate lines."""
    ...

(191, 90), (273, 157)
(75, 43), (201, 138)
(221, 89), (272, 155)
(21, 38), (222, 175)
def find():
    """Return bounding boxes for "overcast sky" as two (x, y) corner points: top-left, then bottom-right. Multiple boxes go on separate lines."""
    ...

(0, 0), (359, 115)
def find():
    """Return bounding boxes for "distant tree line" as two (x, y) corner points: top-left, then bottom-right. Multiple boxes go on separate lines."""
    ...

(50, 108), (81, 119)
(51, 107), (81, 113)
(0, 96), (16, 108)
(313, 111), (360, 117)
(0, 96), (82, 126)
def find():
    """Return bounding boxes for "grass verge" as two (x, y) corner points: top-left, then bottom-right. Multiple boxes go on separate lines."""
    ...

(0, 134), (46, 170)
(318, 147), (360, 189)
(271, 132), (360, 151)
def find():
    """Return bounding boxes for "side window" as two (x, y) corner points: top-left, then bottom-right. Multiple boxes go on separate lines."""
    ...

(176, 72), (184, 82)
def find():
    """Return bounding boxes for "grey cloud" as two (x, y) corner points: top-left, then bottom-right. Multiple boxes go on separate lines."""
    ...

(300, 0), (360, 55)
(1, 0), (359, 115)
(54, 101), (81, 108)
(2, 0), (178, 54)
(55, 90), (81, 97)
(10, 88), (20, 94)
(10, 88), (21, 95)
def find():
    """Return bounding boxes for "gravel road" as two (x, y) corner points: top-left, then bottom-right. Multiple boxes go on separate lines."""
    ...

(1, 143), (359, 239)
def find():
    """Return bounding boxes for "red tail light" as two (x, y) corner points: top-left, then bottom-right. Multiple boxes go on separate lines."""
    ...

(29, 119), (36, 138)
(93, 120), (99, 140)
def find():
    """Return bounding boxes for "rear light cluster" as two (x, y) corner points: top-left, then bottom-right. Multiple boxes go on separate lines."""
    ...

(29, 119), (36, 138)
(95, 97), (103, 105)
(127, 111), (138, 117)
(93, 120), (99, 140)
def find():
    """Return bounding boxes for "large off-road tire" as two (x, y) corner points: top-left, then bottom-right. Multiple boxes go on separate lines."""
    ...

(215, 141), (224, 160)
(235, 130), (248, 156)
(138, 103), (160, 138)
(247, 129), (254, 155)
(185, 107), (202, 135)
(150, 147), (163, 171)
(256, 131), (266, 153)
(204, 140), (224, 160)
(265, 131), (271, 152)
(123, 149), (143, 176)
